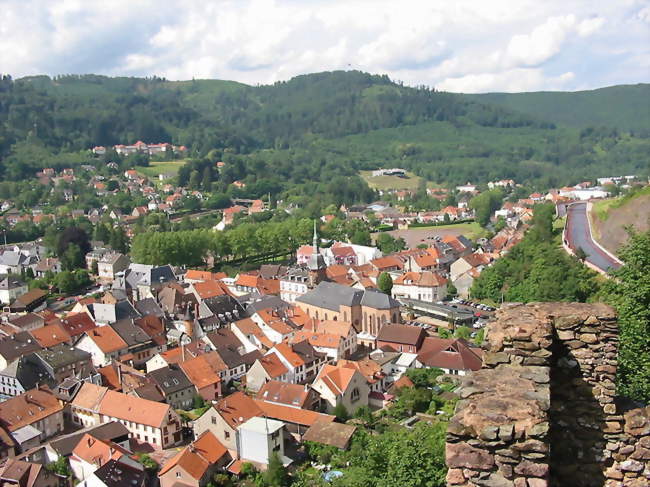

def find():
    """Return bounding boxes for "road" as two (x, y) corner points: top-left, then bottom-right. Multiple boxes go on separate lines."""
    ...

(565, 202), (621, 273)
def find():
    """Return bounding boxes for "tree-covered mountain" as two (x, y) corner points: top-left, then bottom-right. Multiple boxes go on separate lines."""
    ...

(468, 84), (650, 133)
(1, 71), (649, 197)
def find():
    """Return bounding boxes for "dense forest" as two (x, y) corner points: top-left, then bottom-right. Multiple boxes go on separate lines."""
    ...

(1, 72), (648, 204)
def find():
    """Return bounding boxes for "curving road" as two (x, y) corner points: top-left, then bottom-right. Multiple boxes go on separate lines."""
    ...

(565, 202), (621, 273)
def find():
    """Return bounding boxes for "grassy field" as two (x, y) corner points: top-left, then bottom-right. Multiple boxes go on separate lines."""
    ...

(409, 222), (488, 240)
(136, 160), (186, 179)
(359, 170), (441, 191)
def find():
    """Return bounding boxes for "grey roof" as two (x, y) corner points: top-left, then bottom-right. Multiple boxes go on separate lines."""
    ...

(10, 425), (41, 444)
(0, 251), (26, 267)
(111, 319), (152, 347)
(94, 460), (146, 487)
(125, 263), (176, 288)
(0, 331), (42, 362)
(202, 295), (244, 321)
(134, 297), (165, 318)
(457, 235), (473, 250)
(259, 264), (288, 280)
(31, 344), (91, 369)
(296, 281), (363, 312)
(148, 364), (193, 395)
(48, 421), (129, 457)
(244, 295), (290, 317)
(132, 382), (165, 403)
(91, 302), (141, 324)
(0, 277), (26, 291)
(98, 252), (126, 265)
(7, 313), (43, 330)
(359, 288), (401, 310)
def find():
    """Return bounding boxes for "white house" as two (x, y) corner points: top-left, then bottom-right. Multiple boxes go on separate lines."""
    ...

(237, 417), (289, 467)
(0, 277), (28, 305)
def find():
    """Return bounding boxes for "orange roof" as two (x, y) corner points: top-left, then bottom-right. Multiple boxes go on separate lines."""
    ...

(99, 390), (173, 428)
(310, 319), (353, 338)
(84, 326), (128, 353)
(257, 310), (293, 335)
(232, 318), (274, 349)
(180, 354), (222, 389)
(0, 386), (63, 431)
(30, 323), (71, 348)
(158, 431), (228, 480)
(257, 278), (280, 295)
(291, 330), (342, 349)
(254, 399), (335, 427)
(371, 256), (403, 270)
(316, 364), (357, 396)
(61, 313), (97, 337)
(72, 433), (130, 466)
(257, 354), (288, 379)
(185, 270), (216, 281)
(286, 306), (311, 328)
(413, 254), (437, 268)
(235, 273), (259, 288)
(193, 280), (230, 299)
(97, 362), (146, 392)
(339, 359), (384, 384)
(71, 383), (108, 412)
(213, 391), (262, 429)
(392, 375), (414, 390)
(273, 342), (305, 367)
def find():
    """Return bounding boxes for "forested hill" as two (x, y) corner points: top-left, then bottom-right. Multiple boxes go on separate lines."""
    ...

(0, 71), (649, 192)
(468, 84), (650, 133)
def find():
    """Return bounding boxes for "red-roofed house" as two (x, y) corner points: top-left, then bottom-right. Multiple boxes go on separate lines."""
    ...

(392, 271), (447, 303)
(417, 337), (482, 375)
(311, 364), (370, 415)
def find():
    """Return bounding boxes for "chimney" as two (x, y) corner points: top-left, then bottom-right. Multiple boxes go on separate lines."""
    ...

(181, 343), (185, 363)
(116, 363), (122, 388)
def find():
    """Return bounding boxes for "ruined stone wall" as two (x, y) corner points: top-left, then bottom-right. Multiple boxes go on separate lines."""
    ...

(446, 302), (649, 487)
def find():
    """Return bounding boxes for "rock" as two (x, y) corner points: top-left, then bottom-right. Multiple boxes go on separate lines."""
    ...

(630, 446), (650, 461)
(498, 424), (514, 442)
(473, 472), (514, 487)
(554, 315), (583, 329)
(526, 479), (548, 487)
(624, 407), (650, 436)
(447, 442), (495, 470)
(514, 460), (549, 477)
(512, 439), (548, 453)
(603, 421), (622, 433)
(528, 422), (549, 438)
(619, 459), (644, 472)
(446, 468), (466, 485)
(579, 333), (598, 344)
(556, 329), (575, 340)
(484, 351), (510, 365)
(604, 403), (617, 414)
(604, 467), (623, 480)
(480, 425), (500, 440)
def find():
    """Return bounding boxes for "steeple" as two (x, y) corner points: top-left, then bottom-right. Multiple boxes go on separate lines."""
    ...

(312, 220), (319, 252)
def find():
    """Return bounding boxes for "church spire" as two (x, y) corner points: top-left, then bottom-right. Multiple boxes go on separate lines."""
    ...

(312, 220), (319, 252)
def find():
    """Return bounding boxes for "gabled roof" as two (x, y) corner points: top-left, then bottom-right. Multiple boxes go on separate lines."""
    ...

(94, 460), (145, 487)
(148, 365), (193, 395)
(71, 433), (131, 467)
(258, 380), (311, 408)
(0, 386), (63, 431)
(212, 391), (262, 429)
(359, 288), (401, 310)
(111, 319), (152, 347)
(158, 431), (228, 480)
(296, 281), (363, 311)
(315, 364), (357, 397)
(232, 318), (274, 349)
(30, 323), (71, 348)
(179, 354), (222, 390)
(60, 313), (97, 337)
(338, 359), (384, 384)
(256, 354), (288, 379)
(99, 390), (173, 428)
(82, 326), (128, 353)
(417, 337), (483, 371)
(376, 324), (426, 346)
(0, 331), (42, 362)
(254, 399), (335, 427)
(193, 279), (230, 299)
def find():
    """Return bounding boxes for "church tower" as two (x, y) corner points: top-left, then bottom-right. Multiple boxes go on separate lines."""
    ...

(307, 221), (327, 288)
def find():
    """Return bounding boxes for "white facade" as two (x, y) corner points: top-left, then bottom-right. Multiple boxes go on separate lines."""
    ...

(392, 282), (447, 303)
(237, 417), (285, 467)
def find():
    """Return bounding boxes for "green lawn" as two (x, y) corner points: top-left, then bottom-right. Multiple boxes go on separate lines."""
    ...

(136, 160), (186, 179)
(359, 170), (442, 191)
(408, 221), (487, 240)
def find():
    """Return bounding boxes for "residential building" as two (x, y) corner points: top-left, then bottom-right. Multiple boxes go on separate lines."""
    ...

(0, 331), (42, 370)
(392, 271), (447, 303)
(0, 386), (64, 441)
(245, 354), (290, 392)
(0, 458), (58, 487)
(148, 364), (195, 410)
(0, 278), (28, 305)
(257, 380), (318, 410)
(158, 431), (230, 487)
(417, 337), (483, 375)
(290, 319), (357, 360)
(179, 353), (223, 402)
(97, 253), (130, 282)
(311, 364), (370, 415)
(265, 341), (328, 385)
(237, 417), (288, 468)
(75, 327), (129, 367)
(78, 460), (146, 487)
(69, 433), (141, 482)
(376, 324), (427, 353)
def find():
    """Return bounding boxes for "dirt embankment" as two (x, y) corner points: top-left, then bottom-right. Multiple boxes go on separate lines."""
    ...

(593, 192), (650, 255)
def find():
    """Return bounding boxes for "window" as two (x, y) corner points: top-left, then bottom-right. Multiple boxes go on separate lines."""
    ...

(176, 472), (181, 478)
(211, 416), (217, 425)
(225, 431), (230, 439)
(351, 387), (360, 402)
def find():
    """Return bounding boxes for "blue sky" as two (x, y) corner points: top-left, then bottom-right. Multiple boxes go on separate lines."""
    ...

(1, 0), (648, 92)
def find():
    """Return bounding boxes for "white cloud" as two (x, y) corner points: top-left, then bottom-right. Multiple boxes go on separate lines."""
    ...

(0, 1), (646, 92)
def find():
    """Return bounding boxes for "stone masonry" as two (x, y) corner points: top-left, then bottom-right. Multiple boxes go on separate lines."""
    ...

(446, 302), (649, 487)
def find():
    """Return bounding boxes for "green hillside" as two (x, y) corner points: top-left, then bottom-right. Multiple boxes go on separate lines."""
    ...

(468, 84), (650, 132)
(1, 71), (649, 203)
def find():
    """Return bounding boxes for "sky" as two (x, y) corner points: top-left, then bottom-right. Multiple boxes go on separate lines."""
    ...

(1, 0), (649, 93)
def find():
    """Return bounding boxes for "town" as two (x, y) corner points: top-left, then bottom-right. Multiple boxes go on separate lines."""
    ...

(0, 141), (646, 487)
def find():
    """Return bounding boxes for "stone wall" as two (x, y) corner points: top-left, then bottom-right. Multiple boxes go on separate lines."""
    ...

(446, 302), (649, 487)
